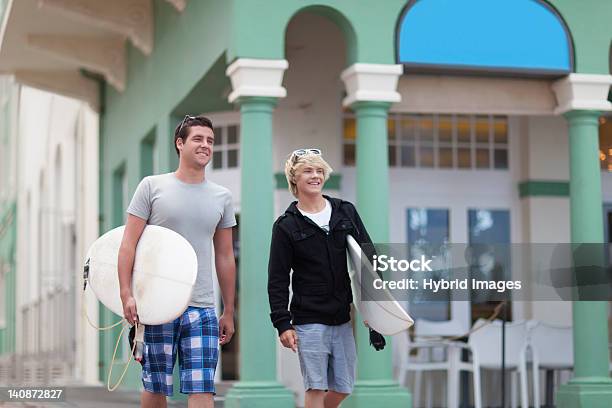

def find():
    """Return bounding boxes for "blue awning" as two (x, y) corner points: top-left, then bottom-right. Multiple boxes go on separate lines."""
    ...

(396, 0), (573, 76)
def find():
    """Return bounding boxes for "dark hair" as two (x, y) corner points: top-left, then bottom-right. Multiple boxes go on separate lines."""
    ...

(173, 115), (214, 156)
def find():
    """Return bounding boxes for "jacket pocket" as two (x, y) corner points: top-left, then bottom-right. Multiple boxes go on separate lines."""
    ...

(292, 227), (316, 242)
(332, 219), (354, 249)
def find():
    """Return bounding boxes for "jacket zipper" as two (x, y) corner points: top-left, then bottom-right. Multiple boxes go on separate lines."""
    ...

(293, 208), (343, 323)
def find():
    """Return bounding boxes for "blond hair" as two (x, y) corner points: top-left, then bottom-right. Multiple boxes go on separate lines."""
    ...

(284, 152), (333, 197)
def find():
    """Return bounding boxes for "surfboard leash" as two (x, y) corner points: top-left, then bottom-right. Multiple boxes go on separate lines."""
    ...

(106, 322), (138, 392)
(81, 258), (138, 391)
(82, 259), (124, 330)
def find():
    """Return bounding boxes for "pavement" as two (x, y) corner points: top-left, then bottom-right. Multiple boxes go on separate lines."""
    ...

(0, 384), (230, 407)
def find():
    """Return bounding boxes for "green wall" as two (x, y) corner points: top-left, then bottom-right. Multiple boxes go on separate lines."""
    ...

(0, 203), (16, 356)
(101, 0), (232, 233)
(228, 0), (406, 65)
(99, 0), (233, 390)
(0, 77), (16, 357)
(227, 0), (612, 74)
(97, 0), (612, 391)
(549, 0), (612, 75)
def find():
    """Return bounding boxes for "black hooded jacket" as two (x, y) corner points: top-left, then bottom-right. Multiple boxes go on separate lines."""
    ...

(267, 195), (374, 335)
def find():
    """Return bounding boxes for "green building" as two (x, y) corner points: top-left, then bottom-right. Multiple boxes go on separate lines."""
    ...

(1, 0), (612, 406)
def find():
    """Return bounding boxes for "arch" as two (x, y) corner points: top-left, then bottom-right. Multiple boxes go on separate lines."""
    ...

(285, 5), (357, 64)
(396, 0), (574, 76)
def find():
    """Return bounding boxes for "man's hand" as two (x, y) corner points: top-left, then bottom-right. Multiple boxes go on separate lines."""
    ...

(121, 294), (139, 325)
(218, 312), (235, 345)
(279, 329), (298, 352)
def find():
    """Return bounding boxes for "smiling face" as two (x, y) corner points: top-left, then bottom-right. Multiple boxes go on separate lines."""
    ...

(176, 125), (215, 168)
(285, 151), (333, 198)
(294, 164), (325, 198)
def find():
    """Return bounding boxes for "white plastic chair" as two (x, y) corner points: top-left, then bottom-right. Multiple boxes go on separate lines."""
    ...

(413, 319), (478, 408)
(524, 321), (573, 408)
(394, 326), (481, 408)
(465, 319), (529, 408)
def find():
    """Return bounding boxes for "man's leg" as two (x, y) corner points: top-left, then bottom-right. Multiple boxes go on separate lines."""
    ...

(324, 391), (349, 408)
(179, 308), (219, 403)
(325, 323), (356, 408)
(187, 392), (214, 408)
(141, 320), (179, 405)
(305, 389), (326, 408)
(141, 390), (167, 408)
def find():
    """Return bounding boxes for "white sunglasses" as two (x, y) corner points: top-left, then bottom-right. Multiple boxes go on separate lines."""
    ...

(290, 148), (321, 163)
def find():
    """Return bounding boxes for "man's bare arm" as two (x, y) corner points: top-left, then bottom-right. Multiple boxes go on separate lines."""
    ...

(118, 214), (147, 325)
(213, 227), (236, 344)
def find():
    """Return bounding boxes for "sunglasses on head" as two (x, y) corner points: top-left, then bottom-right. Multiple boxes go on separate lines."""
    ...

(177, 114), (197, 135)
(290, 148), (322, 163)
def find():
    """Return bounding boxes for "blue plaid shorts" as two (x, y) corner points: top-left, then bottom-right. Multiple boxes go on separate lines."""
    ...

(141, 307), (219, 396)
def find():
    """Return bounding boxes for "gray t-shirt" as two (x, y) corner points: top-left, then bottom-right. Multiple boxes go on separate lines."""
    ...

(126, 172), (236, 308)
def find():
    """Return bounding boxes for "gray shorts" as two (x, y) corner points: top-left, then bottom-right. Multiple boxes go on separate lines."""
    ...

(294, 322), (357, 394)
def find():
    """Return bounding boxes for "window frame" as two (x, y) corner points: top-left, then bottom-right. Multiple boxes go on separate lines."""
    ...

(342, 112), (509, 171)
(207, 112), (241, 171)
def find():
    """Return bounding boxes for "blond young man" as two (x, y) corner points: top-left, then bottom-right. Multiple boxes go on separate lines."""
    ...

(267, 149), (378, 408)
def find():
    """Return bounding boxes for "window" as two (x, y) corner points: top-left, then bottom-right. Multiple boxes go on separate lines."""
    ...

(343, 113), (509, 170)
(599, 115), (612, 171)
(407, 208), (450, 321)
(112, 164), (127, 227)
(212, 125), (240, 170)
(468, 209), (511, 320)
(140, 130), (157, 178)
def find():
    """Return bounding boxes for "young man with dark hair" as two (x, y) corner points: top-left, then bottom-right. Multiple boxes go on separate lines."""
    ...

(268, 149), (379, 408)
(119, 115), (237, 408)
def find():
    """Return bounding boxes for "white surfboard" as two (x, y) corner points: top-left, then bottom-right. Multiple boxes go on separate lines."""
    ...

(84, 225), (198, 325)
(347, 235), (414, 335)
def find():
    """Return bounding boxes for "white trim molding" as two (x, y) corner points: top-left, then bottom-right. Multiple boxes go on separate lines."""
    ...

(225, 58), (289, 103)
(38, 0), (154, 55)
(27, 34), (126, 92)
(552, 73), (612, 114)
(340, 63), (402, 107)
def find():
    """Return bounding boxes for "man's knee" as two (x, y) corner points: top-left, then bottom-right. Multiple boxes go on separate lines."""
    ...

(142, 390), (166, 399)
(306, 389), (326, 399)
(141, 390), (167, 408)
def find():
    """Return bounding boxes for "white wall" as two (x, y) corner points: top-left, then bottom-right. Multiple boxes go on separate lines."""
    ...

(518, 116), (572, 324)
(393, 75), (556, 116)
(15, 86), (99, 384)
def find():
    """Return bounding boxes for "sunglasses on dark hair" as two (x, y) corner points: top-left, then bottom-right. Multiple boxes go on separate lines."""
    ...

(177, 114), (197, 135)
